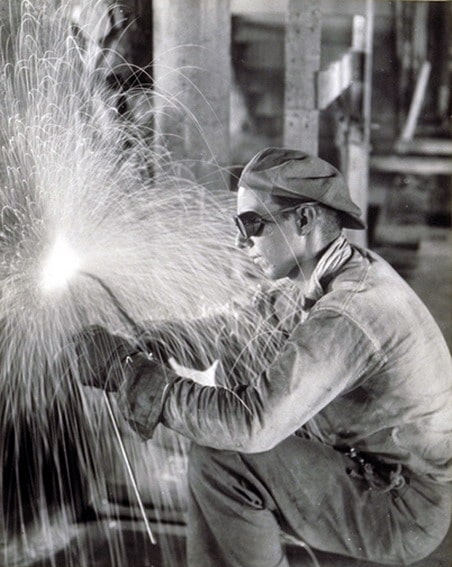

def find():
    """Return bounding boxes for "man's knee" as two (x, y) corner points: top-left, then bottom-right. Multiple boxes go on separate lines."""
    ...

(188, 444), (267, 510)
(188, 444), (229, 493)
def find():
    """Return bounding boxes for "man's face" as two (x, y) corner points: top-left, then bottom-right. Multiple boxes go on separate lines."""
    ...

(235, 187), (303, 280)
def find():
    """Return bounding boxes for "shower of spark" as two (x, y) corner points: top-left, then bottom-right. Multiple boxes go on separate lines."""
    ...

(0, 2), (268, 566)
(0, 2), (285, 566)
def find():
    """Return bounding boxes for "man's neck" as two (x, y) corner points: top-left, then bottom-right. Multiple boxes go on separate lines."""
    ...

(288, 234), (341, 291)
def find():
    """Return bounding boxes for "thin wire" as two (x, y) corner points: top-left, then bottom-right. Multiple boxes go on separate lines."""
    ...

(103, 390), (156, 545)
(80, 271), (156, 545)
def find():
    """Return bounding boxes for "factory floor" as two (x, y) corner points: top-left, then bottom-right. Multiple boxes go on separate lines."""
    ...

(27, 225), (450, 567)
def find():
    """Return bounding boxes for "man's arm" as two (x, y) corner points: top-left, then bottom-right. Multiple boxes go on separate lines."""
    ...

(140, 288), (292, 388)
(120, 308), (385, 450)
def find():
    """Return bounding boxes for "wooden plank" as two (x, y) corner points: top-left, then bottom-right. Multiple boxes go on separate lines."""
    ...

(370, 155), (452, 175)
(283, 0), (321, 153)
(361, 7), (374, 146)
(341, 3), (374, 249)
(344, 129), (370, 248)
(413, 2), (428, 66)
(399, 61), (431, 142)
(394, 138), (452, 156)
(317, 50), (353, 110)
(350, 12), (373, 135)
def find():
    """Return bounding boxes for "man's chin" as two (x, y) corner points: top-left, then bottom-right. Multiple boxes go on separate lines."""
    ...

(262, 265), (289, 281)
(266, 265), (301, 281)
(253, 257), (294, 280)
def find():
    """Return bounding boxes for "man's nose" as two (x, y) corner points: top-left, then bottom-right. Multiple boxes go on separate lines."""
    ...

(235, 233), (252, 250)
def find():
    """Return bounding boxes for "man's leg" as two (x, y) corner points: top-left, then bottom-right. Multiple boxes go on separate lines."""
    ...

(187, 443), (289, 567)
(187, 437), (450, 567)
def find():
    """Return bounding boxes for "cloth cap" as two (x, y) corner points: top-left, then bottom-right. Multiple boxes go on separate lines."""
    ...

(238, 147), (366, 230)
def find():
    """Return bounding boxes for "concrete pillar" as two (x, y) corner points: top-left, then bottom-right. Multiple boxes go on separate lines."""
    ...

(153, 0), (231, 191)
(283, 0), (321, 154)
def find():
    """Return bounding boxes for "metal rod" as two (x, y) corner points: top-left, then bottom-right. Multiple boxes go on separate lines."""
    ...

(103, 390), (157, 545)
(80, 271), (144, 337)
(79, 271), (157, 544)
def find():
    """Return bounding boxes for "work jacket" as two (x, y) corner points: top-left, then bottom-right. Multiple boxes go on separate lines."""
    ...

(119, 235), (452, 484)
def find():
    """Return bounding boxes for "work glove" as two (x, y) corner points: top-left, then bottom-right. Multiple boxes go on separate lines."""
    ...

(136, 331), (170, 365)
(73, 325), (138, 392)
(117, 349), (179, 440)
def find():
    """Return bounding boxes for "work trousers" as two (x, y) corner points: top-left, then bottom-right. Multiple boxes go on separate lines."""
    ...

(187, 437), (450, 567)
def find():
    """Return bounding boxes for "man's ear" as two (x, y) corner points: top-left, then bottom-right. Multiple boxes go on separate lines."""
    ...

(295, 205), (316, 234)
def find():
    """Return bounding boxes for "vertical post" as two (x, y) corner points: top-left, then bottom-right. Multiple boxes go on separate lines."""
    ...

(152, 0), (231, 191)
(342, 0), (374, 248)
(394, 1), (410, 129)
(283, 0), (321, 154)
(0, 2), (20, 54)
(125, 0), (153, 71)
(412, 2), (428, 71)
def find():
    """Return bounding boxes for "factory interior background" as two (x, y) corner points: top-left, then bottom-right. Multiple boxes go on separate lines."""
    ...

(0, 1), (450, 566)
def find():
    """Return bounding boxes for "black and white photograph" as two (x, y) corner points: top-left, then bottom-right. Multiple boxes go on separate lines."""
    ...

(0, 1), (450, 566)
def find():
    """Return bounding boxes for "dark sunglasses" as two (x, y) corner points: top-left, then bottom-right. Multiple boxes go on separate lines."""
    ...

(234, 203), (316, 239)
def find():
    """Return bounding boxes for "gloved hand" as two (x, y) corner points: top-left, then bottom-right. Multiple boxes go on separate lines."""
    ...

(137, 332), (169, 365)
(73, 325), (138, 392)
(117, 349), (179, 440)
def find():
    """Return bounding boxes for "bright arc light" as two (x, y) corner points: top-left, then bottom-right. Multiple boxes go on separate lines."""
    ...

(41, 235), (81, 293)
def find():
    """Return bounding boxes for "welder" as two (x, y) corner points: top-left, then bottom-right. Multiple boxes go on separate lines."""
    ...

(75, 148), (451, 567)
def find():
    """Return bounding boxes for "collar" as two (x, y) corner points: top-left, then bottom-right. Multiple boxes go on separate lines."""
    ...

(302, 234), (352, 310)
